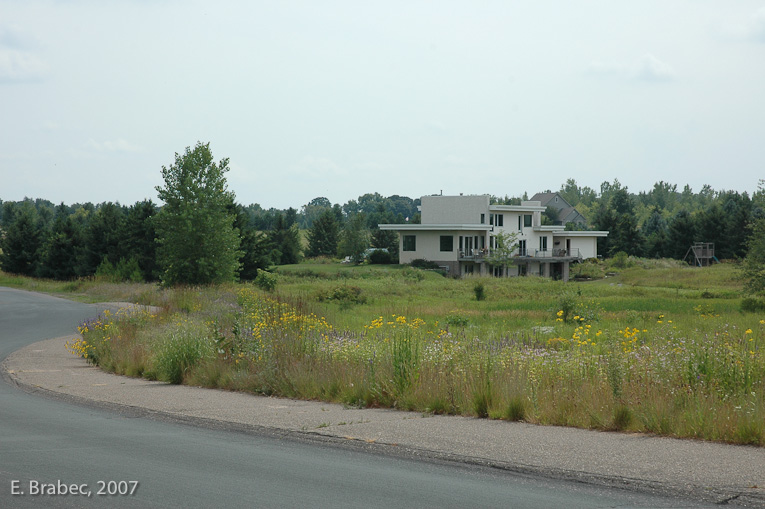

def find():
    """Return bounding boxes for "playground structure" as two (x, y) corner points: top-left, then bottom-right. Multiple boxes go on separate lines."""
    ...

(684, 242), (718, 267)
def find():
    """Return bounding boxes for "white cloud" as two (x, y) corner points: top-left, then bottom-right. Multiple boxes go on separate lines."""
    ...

(0, 49), (47, 82)
(632, 54), (675, 81)
(586, 54), (674, 82)
(85, 138), (142, 153)
(291, 156), (348, 179)
(721, 7), (765, 43)
(0, 25), (47, 82)
(748, 8), (765, 41)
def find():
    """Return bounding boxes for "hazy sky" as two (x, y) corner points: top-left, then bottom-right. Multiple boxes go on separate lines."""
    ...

(2, 1), (764, 209)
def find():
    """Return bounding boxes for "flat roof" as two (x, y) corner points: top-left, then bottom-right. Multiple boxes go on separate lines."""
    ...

(378, 224), (493, 232)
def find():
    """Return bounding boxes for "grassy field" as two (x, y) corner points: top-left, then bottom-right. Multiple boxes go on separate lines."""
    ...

(8, 258), (765, 445)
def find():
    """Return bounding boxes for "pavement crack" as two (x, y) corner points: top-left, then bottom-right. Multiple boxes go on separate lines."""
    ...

(716, 493), (741, 505)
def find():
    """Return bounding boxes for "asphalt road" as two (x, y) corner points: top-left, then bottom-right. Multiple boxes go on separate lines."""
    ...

(0, 287), (743, 507)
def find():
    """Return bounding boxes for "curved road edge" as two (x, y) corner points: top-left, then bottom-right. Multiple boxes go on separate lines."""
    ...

(3, 334), (765, 507)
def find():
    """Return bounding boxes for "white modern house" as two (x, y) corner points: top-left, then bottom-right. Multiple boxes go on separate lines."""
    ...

(379, 194), (608, 281)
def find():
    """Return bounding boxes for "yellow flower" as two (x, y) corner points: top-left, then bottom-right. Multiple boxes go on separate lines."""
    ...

(745, 329), (753, 335)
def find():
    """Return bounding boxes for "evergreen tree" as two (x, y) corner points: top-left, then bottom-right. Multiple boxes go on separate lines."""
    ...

(643, 208), (669, 258)
(123, 200), (158, 280)
(306, 209), (339, 258)
(229, 202), (271, 279)
(591, 202), (616, 257)
(667, 210), (697, 260)
(155, 142), (242, 285)
(39, 204), (85, 279)
(267, 213), (302, 265)
(696, 203), (727, 257)
(609, 213), (644, 257)
(0, 201), (44, 276)
(83, 202), (126, 274)
(741, 181), (765, 295)
(338, 213), (368, 264)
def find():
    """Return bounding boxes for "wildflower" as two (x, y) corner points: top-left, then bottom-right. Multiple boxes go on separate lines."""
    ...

(745, 329), (753, 335)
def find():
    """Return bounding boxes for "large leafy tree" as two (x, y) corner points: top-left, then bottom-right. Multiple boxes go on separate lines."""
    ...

(154, 142), (242, 285)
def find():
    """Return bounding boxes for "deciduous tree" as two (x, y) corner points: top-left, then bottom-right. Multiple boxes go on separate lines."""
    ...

(154, 142), (242, 285)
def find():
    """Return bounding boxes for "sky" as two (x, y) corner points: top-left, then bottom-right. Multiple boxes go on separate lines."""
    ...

(1, 1), (764, 210)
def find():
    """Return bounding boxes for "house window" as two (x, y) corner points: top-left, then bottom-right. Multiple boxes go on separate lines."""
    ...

(518, 264), (527, 276)
(539, 236), (548, 251)
(524, 214), (532, 227)
(440, 235), (453, 252)
(495, 214), (504, 226)
(518, 239), (527, 256)
(480, 213), (485, 224)
(490, 214), (494, 226)
(403, 235), (416, 252)
(518, 216), (522, 230)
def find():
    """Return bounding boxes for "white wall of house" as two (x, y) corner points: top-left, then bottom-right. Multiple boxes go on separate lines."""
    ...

(421, 195), (490, 224)
(385, 195), (607, 278)
(568, 237), (598, 259)
(399, 231), (460, 264)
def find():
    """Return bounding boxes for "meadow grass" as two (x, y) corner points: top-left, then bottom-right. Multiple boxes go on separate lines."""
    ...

(30, 259), (765, 445)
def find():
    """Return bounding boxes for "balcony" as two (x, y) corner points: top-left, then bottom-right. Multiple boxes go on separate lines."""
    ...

(459, 248), (580, 262)
(518, 248), (580, 259)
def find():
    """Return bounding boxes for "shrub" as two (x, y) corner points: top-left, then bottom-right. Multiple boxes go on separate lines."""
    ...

(400, 267), (425, 281)
(368, 249), (393, 264)
(315, 285), (367, 305)
(611, 251), (631, 269)
(473, 281), (486, 301)
(741, 297), (765, 313)
(445, 312), (469, 328)
(96, 257), (143, 283)
(410, 259), (440, 270)
(254, 269), (277, 292)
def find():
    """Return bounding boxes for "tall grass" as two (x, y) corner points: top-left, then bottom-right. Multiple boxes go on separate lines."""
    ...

(67, 261), (765, 445)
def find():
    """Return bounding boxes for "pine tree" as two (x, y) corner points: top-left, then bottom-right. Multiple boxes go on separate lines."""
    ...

(307, 209), (339, 258)
(0, 201), (44, 276)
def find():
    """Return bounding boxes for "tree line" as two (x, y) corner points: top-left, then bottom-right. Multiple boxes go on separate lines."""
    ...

(0, 143), (418, 284)
(1, 143), (763, 288)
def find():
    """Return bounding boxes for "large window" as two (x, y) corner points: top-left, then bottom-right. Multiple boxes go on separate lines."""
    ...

(403, 235), (416, 252)
(539, 236), (548, 251)
(440, 235), (454, 252)
(495, 214), (504, 227)
(524, 214), (532, 227)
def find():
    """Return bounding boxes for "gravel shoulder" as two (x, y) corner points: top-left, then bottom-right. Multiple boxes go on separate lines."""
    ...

(3, 331), (765, 507)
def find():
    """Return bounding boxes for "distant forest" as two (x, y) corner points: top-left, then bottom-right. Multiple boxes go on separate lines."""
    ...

(1, 178), (763, 282)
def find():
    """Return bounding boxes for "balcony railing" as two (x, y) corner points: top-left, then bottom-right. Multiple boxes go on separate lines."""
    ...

(459, 247), (580, 261)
